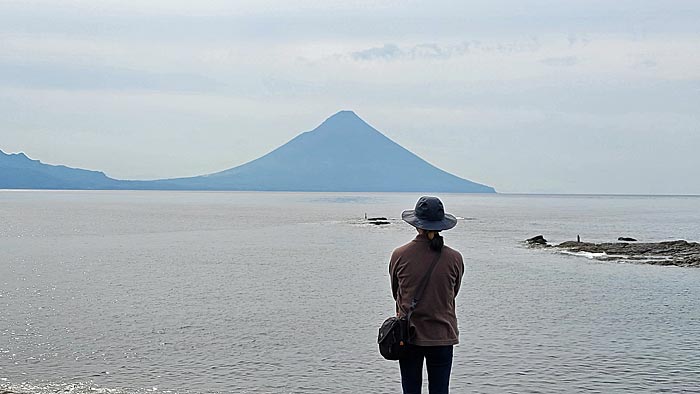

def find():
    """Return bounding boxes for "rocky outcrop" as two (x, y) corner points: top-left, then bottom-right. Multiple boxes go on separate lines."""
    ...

(618, 237), (638, 242)
(544, 238), (700, 268)
(525, 235), (548, 246)
(366, 216), (390, 225)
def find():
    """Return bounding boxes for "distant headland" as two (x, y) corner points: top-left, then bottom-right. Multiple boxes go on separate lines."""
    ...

(0, 111), (495, 193)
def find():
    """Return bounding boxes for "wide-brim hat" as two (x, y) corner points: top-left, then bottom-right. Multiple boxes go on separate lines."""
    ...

(402, 196), (457, 231)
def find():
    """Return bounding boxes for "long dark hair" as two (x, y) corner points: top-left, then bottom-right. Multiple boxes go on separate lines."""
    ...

(427, 231), (444, 251)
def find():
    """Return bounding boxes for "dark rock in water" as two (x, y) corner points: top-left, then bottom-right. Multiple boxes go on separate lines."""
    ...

(618, 237), (638, 242)
(525, 235), (548, 246)
(366, 216), (390, 225)
(553, 239), (700, 268)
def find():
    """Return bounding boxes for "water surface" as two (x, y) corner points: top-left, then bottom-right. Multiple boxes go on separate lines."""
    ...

(1, 191), (699, 393)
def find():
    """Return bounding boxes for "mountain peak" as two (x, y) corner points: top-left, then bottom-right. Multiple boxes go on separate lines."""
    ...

(322, 110), (366, 124)
(328, 110), (360, 120)
(315, 110), (376, 135)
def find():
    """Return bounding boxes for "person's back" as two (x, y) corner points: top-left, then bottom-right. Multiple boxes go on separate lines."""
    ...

(389, 196), (464, 394)
(391, 236), (463, 346)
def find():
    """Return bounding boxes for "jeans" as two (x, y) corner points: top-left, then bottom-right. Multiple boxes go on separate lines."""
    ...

(399, 345), (453, 394)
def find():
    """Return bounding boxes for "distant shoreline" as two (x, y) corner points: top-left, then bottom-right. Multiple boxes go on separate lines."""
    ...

(4, 189), (700, 198)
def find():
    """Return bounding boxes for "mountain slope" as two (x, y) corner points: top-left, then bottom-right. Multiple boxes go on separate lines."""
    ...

(156, 111), (495, 193)
(0, 150), (122, 189)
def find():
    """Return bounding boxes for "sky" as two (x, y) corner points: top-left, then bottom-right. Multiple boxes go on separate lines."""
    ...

(1, 0), (699, 194)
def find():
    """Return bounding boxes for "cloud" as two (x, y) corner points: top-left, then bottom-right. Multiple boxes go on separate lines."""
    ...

(351, 43), (403, 61)
(631, 55), (658, 69)
(567, 32), (591, 47)
(350, 39), (541, 61)
(540, 56), (579, 67)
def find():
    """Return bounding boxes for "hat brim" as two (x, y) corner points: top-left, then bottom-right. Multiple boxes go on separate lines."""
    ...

(401, 210), (458, 231)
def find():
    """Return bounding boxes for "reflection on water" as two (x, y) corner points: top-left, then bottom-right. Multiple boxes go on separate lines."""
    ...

(1, 191), (700, 393)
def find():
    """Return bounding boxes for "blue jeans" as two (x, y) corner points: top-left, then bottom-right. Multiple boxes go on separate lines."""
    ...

(399, 345), (453, 394)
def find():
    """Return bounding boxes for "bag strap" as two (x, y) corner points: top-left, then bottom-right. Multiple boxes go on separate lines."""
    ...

(409, 250), (443, 311)
(405, 250), (442, 342)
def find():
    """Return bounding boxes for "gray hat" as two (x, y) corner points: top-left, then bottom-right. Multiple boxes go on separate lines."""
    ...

(402, 196), (457, 231)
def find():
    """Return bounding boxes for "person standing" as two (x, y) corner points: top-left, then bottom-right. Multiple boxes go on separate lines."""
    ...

(390, 196), (464, 394)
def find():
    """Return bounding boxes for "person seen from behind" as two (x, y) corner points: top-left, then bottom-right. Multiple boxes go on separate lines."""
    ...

(390, 196), (464, 394)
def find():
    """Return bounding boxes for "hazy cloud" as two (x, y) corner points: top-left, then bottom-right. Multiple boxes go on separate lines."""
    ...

(350, 39), (541, 61)
(351, 44), (402, 61)
(567, 33), (591, 47)
(631, 56), (658, 69)
(540, 56), (579, 67)
(0, 62), (223, 92)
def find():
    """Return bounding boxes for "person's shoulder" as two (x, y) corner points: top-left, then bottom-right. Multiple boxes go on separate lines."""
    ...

(392, 239), (422, 261)
(392, 240), (415, 256)
(442, 245), (463, 261)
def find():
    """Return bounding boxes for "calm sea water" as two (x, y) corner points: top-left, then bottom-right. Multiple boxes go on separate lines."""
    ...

(1, 191), (699, 393)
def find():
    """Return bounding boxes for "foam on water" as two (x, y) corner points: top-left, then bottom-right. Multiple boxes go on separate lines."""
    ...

(559, 250), (629, 260)
(0, 380), (168, 394)
(558, 250), (677, 264)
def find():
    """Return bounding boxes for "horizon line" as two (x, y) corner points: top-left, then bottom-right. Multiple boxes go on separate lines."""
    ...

(0, 189), (698, 198)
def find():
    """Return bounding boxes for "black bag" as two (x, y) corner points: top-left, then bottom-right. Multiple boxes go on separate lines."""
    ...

(378, 316), (409, 360)
(378, 251), (442, 360)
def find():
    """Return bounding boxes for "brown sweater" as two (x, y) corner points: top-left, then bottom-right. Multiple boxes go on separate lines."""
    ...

(389, 234), (464, 346)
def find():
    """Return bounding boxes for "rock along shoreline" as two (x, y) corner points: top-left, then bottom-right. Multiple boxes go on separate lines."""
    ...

(525, 235), (700, 268)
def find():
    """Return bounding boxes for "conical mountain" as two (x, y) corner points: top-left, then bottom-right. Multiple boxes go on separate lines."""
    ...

(159, 111), (495, 193)
(1, 111), (495, 192)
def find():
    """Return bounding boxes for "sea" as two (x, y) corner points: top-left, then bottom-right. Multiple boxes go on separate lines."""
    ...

(1, 191), (699, 394)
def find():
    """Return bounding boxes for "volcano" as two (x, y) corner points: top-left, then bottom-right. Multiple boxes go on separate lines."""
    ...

(1, 111), (495, 193)
(151, 110), (495, 193)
